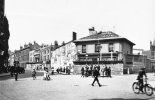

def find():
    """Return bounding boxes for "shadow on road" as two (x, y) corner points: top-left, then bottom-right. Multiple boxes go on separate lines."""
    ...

(89, 97), (155, 100)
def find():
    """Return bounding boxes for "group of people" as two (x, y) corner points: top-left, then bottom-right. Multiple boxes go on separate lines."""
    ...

(101, 66), (111, 78)
(56, 67), (71, 75)
(31, 67), (51, 80)
(81, 65), (112, 78)
(10, 61), (22, 81)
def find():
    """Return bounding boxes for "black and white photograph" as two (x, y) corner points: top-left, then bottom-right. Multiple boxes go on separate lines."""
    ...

(0, 0), (155, 100)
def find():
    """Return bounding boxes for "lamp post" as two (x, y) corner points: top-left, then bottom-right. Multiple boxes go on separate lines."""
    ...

(86, 54), (88, 65)
(97, 45), (102, 67)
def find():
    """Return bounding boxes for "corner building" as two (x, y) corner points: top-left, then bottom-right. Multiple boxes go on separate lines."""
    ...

(73, 29), (135, 75)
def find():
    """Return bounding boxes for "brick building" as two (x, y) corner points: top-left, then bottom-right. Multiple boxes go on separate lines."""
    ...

(13, 42), (40, 68)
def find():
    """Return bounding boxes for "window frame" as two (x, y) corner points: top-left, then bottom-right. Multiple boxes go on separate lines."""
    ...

(95, 43), (100, 53)
(82, 45), (86, 53)
(109, 43), (114, 52)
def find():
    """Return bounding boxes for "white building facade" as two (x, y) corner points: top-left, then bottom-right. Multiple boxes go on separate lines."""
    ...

(51, 41), (76, 72)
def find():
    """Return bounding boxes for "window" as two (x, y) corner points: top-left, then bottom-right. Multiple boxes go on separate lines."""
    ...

(109, 43), (114, 52)
(82, 45), (86, 53)
(95, 44), (100, 53)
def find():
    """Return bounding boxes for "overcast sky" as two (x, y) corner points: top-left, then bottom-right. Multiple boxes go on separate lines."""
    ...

(5, 0), (155, 51)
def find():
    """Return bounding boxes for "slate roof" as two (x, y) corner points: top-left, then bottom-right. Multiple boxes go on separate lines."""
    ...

(74, 31), (135, 45)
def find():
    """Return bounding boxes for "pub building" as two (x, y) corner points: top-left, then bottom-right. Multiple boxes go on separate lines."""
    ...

(73, 27), (136, 75)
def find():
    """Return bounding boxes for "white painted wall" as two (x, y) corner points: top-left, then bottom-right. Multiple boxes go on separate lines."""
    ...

(87, 44), (94, 53)
(114, 43), (120, 52)
(77, 45), (82, 53)
(100, 43), (109, 53)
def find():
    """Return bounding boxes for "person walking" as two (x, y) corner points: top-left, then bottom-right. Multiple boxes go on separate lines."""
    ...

(14, 62), (19, 81)
(32, 69), (36, 80)
(107, 67), (112, 78)
(92, 67), (101, 87)
(81, 67), (84, 77)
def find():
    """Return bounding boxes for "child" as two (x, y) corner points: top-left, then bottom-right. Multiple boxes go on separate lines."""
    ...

(32, 69), (36, 80)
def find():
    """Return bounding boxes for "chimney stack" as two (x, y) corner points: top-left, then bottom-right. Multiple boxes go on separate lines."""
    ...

(72, 32), (77, 41)
(20, 46), (23, 50)
(89, 27), (97, 35)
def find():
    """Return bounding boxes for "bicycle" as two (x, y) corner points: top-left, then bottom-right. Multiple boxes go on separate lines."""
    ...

(132, 77), (154, 96)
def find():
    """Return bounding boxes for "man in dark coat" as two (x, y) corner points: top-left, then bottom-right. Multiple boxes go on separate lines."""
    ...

(107, 67), (112, 78)
(81, 67), (84, 77)
(14, 66), (19, 81)
(14, 61), (19, 81)
(92, 67), (101, 87)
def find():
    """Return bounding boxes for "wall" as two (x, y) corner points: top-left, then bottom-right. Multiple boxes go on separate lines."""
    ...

(76, 42), (122, 54)
(122, 42), (132, 54)
(73, 63), (123, 75)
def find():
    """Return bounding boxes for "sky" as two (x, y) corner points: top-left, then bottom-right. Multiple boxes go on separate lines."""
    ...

(5, 0), (155, 51)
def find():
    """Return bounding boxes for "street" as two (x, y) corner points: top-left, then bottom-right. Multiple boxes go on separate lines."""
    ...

(1, 70), (155, 100)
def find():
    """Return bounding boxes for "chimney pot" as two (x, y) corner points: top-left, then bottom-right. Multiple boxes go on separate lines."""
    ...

(73, 32), (77, 41)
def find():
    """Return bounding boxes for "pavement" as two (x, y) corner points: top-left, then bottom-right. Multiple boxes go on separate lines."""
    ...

(1, 71), (155, 100)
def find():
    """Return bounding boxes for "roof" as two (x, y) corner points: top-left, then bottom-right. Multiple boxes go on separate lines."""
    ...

(74, 31), (135, 45)
(54, 40), (74, 50)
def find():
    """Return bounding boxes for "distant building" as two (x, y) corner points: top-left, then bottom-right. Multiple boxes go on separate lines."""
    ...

(133, 49), (143, 55)
(8, 52), (15, 66)
(143, 39), (155, 72)
(150, 40), (155, 60)
(40, 45), (52, 69)
(12, 41), (40, 68)
(27, 47), (43, 70)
